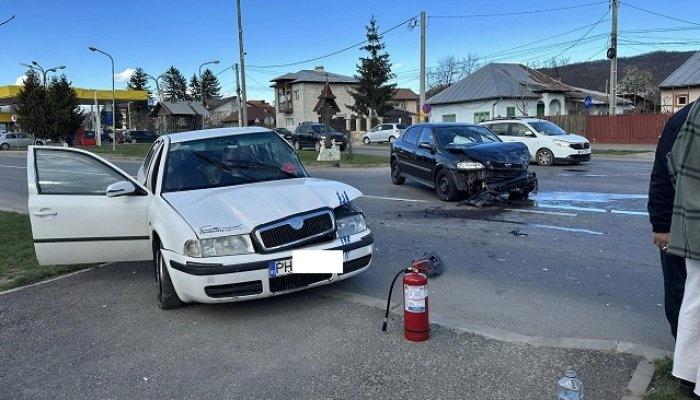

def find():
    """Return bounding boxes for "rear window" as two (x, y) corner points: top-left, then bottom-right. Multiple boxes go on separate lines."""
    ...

(396, 124), (408, 129)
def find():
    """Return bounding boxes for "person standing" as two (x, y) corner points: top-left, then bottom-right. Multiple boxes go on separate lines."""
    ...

(668, 100), (700, 398)
(649, 102), (694, 337)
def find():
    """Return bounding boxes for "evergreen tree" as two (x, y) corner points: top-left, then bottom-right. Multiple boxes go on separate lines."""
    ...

(349, 16), (396, 117)
(189, 74), (201, 101)
(15, 69), (49, 139)
(200, 69), (221, 100)
(127, 67), (151, 129)
(162, 66), (189, 101)
(46, 75), (84, 142)
(126, 67), (151, 94)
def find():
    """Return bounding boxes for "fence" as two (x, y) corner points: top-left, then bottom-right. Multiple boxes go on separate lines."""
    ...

(545, 113), (672, 144)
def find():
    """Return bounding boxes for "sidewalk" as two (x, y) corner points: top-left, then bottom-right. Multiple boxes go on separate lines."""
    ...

(0, 261), (644, 400)
(591, 143), (657, 152)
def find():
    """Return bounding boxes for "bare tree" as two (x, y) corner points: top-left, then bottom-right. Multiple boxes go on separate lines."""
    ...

(427, 53), (482, 98)
(546, 56), (570, 80)
(618, 66), (655, 96)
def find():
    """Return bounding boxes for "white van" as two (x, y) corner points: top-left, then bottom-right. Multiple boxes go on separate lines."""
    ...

(480, 118), (591, 166)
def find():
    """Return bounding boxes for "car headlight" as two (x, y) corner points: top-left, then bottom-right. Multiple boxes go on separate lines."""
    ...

(184, 235), (254, 258)
(456, 161), (485, 171)
(336, 213), (367, 238)
(552, 139), (569, 147)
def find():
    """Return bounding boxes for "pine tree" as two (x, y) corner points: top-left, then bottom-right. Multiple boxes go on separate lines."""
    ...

(16, 69), (49, 139)
(162, 66), (189, 101)
(46, 75), (84, 142)
(189, 74), (201, 101)
(127, 67), (151, 94)
(200, 69), (221, 100)
(127, 67), (151, 129)
(349, 16), (397, 117)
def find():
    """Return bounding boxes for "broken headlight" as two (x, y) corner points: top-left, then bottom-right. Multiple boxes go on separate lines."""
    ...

(334, 203), (367, 238)
(456, 161), (485, 171)
(184, 235), (254, 258)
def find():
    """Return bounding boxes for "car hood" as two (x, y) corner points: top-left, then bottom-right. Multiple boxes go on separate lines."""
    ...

(162, 178), (361, 238)
(551, 133), (588, 143)
(445, 142), (530, 164)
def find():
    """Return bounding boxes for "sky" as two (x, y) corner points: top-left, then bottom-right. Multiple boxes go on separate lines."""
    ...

(1, 0), (699, 102)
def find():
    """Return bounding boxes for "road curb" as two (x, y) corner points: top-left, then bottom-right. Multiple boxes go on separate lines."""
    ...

(321, 288), (669, 398)
(0, 262), (112, 296)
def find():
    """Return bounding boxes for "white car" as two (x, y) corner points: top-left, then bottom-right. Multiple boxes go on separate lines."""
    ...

(361, 123), (407, 144)
(480, 118), (591, 166)
(26, 127), (373, 309)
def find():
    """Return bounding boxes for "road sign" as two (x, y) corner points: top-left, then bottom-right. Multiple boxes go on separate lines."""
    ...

(584, 95), (593, 109)
(421, 103), (432, 115)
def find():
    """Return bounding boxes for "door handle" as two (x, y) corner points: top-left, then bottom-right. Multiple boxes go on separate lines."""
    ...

(32, 209), (57, 217)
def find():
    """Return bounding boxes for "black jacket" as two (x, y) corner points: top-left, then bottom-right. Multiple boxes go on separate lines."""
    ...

(648, 102), (694, 233)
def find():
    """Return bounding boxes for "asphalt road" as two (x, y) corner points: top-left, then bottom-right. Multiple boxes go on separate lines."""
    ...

(0, 152), (670, 350)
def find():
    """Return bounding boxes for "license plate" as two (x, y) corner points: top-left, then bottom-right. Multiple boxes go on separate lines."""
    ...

(268, 259), (293, 277)
(578, 150), (588, 154)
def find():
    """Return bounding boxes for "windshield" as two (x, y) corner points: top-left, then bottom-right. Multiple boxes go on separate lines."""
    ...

(162, 131), (307, 193)
(437, 125), (501, 147)
(529, 121), (567, 136)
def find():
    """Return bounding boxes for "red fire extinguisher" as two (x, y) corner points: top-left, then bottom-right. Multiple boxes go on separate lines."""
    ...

(381, 260), (430, 342)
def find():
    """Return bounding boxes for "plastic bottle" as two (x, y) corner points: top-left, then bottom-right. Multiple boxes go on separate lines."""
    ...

(557, 370), (584, 400)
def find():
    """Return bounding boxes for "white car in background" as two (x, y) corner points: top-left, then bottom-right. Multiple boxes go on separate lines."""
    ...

(480, 118), (591, 166)
(361, 123), (408, 144)
(26, 128), (373, 309)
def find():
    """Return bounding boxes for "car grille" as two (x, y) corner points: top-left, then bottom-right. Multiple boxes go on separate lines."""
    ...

(485, 161), (525, 180)
(569, 142), (590, 150)
(205, 280), (263, 298)
(269, 273), (332, 293)
(255, 210), (335, 251)
(341, 255), (372, 275)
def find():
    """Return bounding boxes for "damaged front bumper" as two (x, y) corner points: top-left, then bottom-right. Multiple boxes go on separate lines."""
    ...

(452, 168), (538, 195)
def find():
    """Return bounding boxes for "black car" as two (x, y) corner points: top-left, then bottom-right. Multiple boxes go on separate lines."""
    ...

(390, 123), (537, 201)
(273, 127), (294, 141)
(126, 130), (158, 143)
(292, 122), (347, 151)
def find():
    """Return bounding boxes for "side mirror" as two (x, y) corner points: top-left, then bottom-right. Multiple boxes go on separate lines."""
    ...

(106, 181), (137, 198)
(418, 142), (434, 152)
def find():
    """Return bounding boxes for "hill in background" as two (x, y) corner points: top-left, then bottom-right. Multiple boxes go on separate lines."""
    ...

(538, 50), (695, 92)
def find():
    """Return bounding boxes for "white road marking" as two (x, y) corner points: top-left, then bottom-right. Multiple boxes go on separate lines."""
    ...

(362, 195), (430, 203)
(505, 208), (577, 217)
(0, 164), (26, 169)
(530, 224), (604, 235)
(537, 203), (648, 216)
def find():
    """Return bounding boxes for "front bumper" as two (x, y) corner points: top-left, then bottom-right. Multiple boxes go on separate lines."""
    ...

(556, 153), (591, 163)
(162, 231), (373, 303)
(453, 168), (538, 194)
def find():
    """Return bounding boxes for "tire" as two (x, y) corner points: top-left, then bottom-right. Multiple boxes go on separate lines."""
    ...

(509, 191), (530, 201)
(339, 144), (346, 152)
(294, 140), (302, 151)
(390, 158), (405, 185)
(35, 141), (44, 146)
(363, 137), (371, 145)
(156, 247), (183, 310)
(388, 136), (396, 143)
(435, 169), (460, 202)
(0, 143), (9, 150)
(536, 148), (554, 166)
(130, 138), (137, 144)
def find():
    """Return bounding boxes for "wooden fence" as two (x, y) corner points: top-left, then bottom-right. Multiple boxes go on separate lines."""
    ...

(545, 113), (672, 144)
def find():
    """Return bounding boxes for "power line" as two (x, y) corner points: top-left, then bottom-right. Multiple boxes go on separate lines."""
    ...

(547, 8), (610, 62)
(0, 14), (14, 26)
(620, 2), (700, 27)
(247, 14), (419, 69)
(429, 1), (607, 19)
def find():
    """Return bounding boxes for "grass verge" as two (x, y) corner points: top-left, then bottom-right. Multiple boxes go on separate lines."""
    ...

(592, 149), (653, 156)
(644, 357), (688, 400)
(0, 211), (92, 292)
(296, 150), (388, 167)
(77, 143), (152, 158)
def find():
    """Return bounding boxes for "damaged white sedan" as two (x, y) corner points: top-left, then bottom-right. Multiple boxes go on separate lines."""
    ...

(27, 128), (373, 309)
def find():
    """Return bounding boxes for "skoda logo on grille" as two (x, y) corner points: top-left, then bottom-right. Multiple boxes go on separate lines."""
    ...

(287, 217), (305, 230)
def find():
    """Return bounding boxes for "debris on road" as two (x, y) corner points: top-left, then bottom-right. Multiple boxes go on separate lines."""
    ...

(510, 230), (529, 237)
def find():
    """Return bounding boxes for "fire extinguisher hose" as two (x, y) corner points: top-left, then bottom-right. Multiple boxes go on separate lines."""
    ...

(381, 268), (411, 332)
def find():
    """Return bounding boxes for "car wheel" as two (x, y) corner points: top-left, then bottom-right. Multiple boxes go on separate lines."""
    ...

(536, 148), (554, 166)
(130, 138), (137, 144)
(0, 143), (9, 150)
(34, 141), (44, 146)
(293, 140), (302, 151)
(390, 158), (405, 185)
(363, 137), (370, 145)
(156, 247), (183, 310)
(389, 136), (396, 143)
(509, 191), (530, 201)
(435, 169), (460, 202)
(339, 144), (346, 152)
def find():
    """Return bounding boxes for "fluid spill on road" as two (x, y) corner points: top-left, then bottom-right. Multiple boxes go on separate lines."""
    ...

(530, 190), (648, 216)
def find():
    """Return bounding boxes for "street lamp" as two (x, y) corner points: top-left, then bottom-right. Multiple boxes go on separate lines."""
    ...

(20, 62), (65, 88)
(198, 59), (220, 103)
(145, 72), (165, 101)
(88, 46), (116, 152)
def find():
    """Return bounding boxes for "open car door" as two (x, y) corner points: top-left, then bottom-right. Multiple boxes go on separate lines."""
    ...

(27, 147), (152, 265)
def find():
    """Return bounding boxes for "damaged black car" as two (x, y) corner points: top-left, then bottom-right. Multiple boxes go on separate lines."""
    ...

(389, 123), (537, 202)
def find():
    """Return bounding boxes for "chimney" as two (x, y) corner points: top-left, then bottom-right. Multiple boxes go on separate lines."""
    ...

(314, 66), (325, 72)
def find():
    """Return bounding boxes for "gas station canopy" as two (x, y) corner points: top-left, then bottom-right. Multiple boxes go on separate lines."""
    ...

(0, 85), (149, 106)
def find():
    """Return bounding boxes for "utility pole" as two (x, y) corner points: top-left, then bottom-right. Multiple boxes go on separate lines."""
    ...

(608, 0), (618, 116)
(236, 0), (248, 126)
(234, 63), (242, 127)
(419, 11), (426, 122)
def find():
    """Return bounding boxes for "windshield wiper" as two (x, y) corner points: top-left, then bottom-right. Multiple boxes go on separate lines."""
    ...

(193, 151), (256, 182)
(227, 160), (299, 179)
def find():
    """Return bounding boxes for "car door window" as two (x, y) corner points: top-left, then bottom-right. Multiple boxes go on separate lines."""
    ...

(488, 123), (509, 136)
(418, 127), (435, 145)
(6, 133), (16, 139)
(148, 144), (164, 193)
(509, 124), (533, 137)
(402, 127), (420, 144)
(34, 149), (126, 195)
(381, 124), (392, 131)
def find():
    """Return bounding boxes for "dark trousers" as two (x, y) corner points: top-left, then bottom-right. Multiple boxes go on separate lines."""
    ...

(661, 251), (687, 338)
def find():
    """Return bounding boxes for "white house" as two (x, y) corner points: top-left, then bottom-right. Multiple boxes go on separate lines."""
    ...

(659, 51), (700, 113)
(426, 63), (630, 123)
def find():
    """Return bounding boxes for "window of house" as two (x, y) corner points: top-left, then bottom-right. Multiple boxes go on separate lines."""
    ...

(285, 117), (294, 127)
(473, 112), (490, 123)
(676, 95), (688, 106)
(442, 114), (456, 123)
(294, 90), (299, 100)
(506, 107), (516, 117)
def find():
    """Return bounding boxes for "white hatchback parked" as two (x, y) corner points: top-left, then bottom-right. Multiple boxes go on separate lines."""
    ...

(480, 118), (591, 166)
(27, 128), (373, 309)
(361, 123), (407, 144)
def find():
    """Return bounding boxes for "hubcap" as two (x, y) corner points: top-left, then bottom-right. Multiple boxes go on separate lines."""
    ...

(439, 177), (449, 194)
(539, 151), (551, 164)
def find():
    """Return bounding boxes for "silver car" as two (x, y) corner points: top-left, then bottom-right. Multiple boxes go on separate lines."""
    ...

(0, 132), (34, 150)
